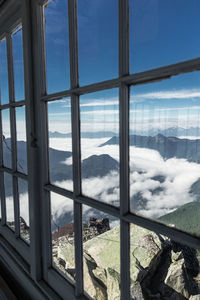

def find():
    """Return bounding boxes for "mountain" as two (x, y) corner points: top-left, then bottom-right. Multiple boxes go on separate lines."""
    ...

(158, 202), (200, 236)
(131, 126), (200, 137)
(100, 133), (200, 162)
(3, 139), (119, 197)
(53, 221), (200, 299)
(190, 179), (200, 202)
(49, 131), (116, 139)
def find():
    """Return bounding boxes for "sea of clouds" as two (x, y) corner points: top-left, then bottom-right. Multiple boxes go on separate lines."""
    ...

(5, 136), (200, 228)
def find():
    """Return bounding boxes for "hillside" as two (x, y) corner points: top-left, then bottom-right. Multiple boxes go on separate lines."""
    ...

(158, 202), (200, 235)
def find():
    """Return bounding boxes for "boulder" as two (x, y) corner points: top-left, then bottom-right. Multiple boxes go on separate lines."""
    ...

(52, 222), (200, 300)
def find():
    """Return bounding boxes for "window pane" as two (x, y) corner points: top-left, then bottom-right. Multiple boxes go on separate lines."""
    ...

(78, 0), (118, 85)
(2, 109), (11, 169)
(129, 72), (200, 236)
(48, 99), (73, 191)
(12, 27), (25, 101)
(130, 0), (200, 73)
(0, 39), (9, 105)
(51, 192), (75, 282)
(16, 106), (27, 174)
(4, 173), (14, 230)
(18, 178), (29, 243)
(130, 225), (200, 299)
(82, 205), (120, 299)
(80, 89), (119, 206)
(44, 0), (70, 94)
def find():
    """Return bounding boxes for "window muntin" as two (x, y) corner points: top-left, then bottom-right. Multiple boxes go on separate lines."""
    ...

(130, 0), (200, 73)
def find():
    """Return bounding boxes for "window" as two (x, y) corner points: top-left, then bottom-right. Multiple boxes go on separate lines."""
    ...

(0, 0), (200, 299)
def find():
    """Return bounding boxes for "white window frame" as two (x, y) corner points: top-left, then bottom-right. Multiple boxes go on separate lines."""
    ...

(0, 0), (200, 299)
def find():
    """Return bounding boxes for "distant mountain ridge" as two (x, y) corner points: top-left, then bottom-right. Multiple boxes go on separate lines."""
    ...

(49, 127), (200, 138)
(49, 131), (117, 139)
(3, 139), (119, 197)
(142, 126), (200, 137)
(100, 133), (200, 162)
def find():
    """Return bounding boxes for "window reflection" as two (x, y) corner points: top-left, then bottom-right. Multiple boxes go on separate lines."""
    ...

(16, 106), (27, 174)
(12, 27), (25, 101)
(129, 72), (200, 237)
(4, 173), (14, 230)
(2, 109), (11, 169)
(44, 0), (70, 94)
(48, 99), (73, 191)
(130, 224), (200, 299)
(130, 0), (200, 73)
(18, 178), (29, 243)
(82, 205), (120, 299)
(80, 89), (119, 206)
(51, 192), (75, 282)
(0, 39), (9, 105)
(78, 0), (118, 85)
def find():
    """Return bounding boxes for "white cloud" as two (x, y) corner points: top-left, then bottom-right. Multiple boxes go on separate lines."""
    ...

(132, 89), (200, 101)
(14, 135), (200, 228)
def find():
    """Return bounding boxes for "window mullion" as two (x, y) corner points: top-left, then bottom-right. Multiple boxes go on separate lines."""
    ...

(119, 0), (130, 299)
(21, 0), (45, 281)
(68, 0), (83, 296)
(6, 33), (20, 237)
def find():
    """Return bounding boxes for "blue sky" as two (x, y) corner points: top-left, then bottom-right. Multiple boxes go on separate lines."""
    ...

(45, 0), (200, 134)
(1, 0), (200, 133)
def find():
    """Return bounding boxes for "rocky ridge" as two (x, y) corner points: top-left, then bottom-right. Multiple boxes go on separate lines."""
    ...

(52, 220), (200, 300)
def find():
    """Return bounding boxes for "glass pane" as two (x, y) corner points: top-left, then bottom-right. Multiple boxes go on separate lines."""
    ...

(129, 72), (200, 236)
(4, 173), (14, 230)
(18, 178), (29, 242)
(78, 0), (118, 85)
(48, 99), (73, 191)
(44, 0), (70, 94)
(0, 39), (9, 105)
(51, 192), (75, 281)
(12, 27), (25, 101)
(82, 205), (120, 299)
(80, 89), (119, 206)
(130, 225), (200, 299)
(2, 109), (11, 168)
(130, 0), (200, 73)
(16, 106), (27, 174)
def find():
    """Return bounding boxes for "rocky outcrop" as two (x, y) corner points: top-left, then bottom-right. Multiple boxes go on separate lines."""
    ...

(53, 222), (200, 300)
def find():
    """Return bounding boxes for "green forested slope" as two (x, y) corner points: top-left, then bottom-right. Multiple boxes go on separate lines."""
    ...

(158, 202), (200, 236)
